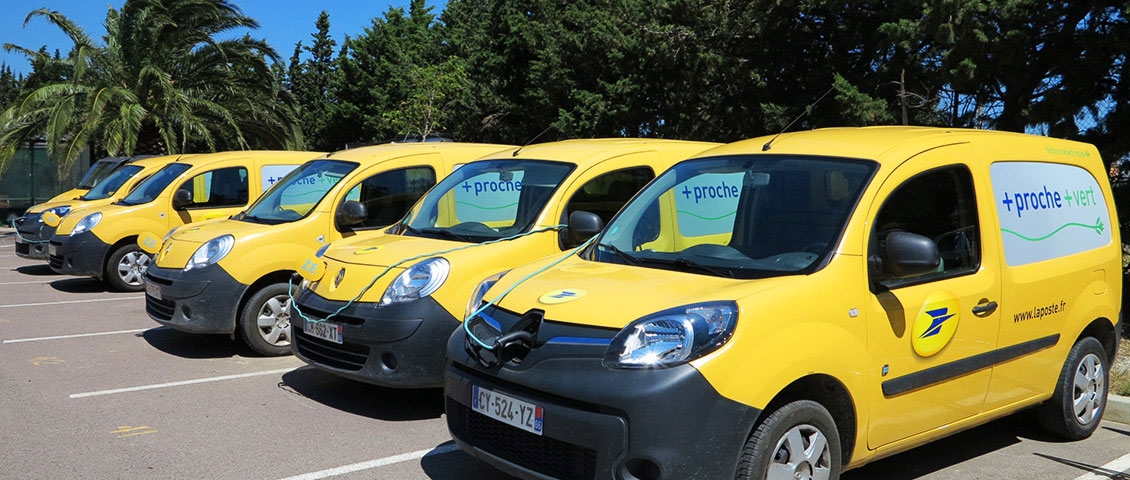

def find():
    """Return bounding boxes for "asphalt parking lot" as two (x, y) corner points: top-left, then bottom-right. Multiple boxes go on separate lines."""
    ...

(0, 230), (1127, 479)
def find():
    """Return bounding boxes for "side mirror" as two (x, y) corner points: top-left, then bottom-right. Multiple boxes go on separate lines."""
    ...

(880, 231), (940, 278)
(337, 200), (368, 227)
(567, 210), (604, 244)
(172, 189), (193, 210)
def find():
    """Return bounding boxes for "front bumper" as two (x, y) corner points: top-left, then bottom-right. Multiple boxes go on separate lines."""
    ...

(13, 214), (56, 260)
(444, 306), (761, 480)
(48, 231), (110, 277)
(144, 264), (247, 334)
(290, 289), (458, 388)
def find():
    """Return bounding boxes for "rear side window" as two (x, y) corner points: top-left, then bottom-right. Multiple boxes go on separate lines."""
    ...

(341, 166), (436, 230)
(176, 167), (249, 208)
(990, 161), (1112, 266)
(871, 166), (980, 287)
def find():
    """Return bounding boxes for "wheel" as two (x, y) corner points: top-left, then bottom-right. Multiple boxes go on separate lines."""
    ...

(1037, 337), (1108, 440)
(105, 244), (152, 292)
(736, 400), (841, 480)
(238, 283), (293, 356)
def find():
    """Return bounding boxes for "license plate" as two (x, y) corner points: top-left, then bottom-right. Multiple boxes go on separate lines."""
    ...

(303, 320), (343, 344)
(145, 282), (162, 300)
(49, 243), (58, 257)
(472, 385), (543, 435)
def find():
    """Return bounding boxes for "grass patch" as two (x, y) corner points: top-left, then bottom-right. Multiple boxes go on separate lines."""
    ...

(1113, 338), (1130, 397)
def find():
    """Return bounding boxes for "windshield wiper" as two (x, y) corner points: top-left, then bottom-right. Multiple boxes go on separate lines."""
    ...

(401, 224), (473, 242)
(639, 256), (734, 277)
(595, 243), (639, 265)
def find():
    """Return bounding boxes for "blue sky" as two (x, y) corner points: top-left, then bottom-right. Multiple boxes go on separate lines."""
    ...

(1, 0), (446, 75)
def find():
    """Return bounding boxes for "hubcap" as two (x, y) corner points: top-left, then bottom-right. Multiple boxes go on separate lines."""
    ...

(256, 295), (292, 346)
(117, 251), (151, 286)
(766, 424), (831, 480)
(1072, 352), (1105, 425)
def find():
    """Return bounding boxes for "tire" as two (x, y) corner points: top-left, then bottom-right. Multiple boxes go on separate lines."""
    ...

(1037, 336), (1108, 440)
(105, 244), (152, 292)
(736, 400), (841, 480)
(238, 283), (293, 356)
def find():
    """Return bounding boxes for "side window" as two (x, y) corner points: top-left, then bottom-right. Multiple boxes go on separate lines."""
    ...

(176, 167), (248, 208)
(341, 166), (436, 230)
(561, 167), (654, 248)
(871, 166), (979, 287)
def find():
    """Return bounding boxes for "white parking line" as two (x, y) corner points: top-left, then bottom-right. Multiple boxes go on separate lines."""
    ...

(1073, 451), (1130, 479)
(3, 328), (152, 344)
(69, 368), (295, 399)
(0, 296), (143, 308)
(277, 444), (461, 480)
(0, 280), (53, 285)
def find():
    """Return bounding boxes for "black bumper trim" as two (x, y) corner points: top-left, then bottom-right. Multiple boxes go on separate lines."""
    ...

(144, 264), (247, 334)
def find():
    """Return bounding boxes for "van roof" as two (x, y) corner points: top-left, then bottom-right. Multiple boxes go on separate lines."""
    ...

(705, 126), (1089, 165)
(167, 150), (324, 167)
(485, 138), (722, 167)
(326, 142), (515, 162)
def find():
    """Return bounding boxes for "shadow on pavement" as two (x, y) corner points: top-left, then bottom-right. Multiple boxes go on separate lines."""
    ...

(420, 441), (518, 480)
(844, 411), (1053, 479)
(1105, 425), (1130, 437)
(278, 366), (444, 421)
(50, 277), (113, 293)
(140, 327), (254, 359)
(15, 264), (58, 276)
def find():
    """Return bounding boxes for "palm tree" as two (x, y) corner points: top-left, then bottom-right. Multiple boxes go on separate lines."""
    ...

(0, 0), (304, 172)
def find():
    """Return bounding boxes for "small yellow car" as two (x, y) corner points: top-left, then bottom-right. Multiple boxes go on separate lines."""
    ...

(446, 127), (1122, 480)
(48, 150), (321, 291)
(142, 142), (513, 356)
(14, 155), (167, 260)
(291, 138), (720, 387)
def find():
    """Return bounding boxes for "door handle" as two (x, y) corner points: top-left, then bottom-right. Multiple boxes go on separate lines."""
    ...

(972, 300), (998, 317)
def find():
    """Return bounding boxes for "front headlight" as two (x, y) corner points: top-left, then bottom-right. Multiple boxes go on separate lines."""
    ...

(184, 235), (235, 271)
(44, 206), (70, 220)
(465, 270), (510, 320)
(604, 302), (738, 369)
(70, 212), (102, 236)
(381, 257), (450, 305)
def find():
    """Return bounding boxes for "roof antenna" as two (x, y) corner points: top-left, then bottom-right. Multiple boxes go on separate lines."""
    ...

(513, 125), (555, 156)
(762, 85), (836, 152)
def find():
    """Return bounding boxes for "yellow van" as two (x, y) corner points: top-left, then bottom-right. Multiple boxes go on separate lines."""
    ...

(291, 139), (720, 387)
(446, 127), (1122, 480)
(142, 142), (513, 356)
(15, 155), (183, 260)
(48, 150), (321, 291)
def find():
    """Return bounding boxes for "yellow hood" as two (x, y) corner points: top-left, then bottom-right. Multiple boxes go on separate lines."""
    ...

(489, 256), (797, 329)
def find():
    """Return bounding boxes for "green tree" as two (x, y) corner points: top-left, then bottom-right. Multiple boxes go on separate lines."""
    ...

(382, 59), (468, 139)
(0, 64), (19, 109)
(332, 0), (445, 144)
(287, 11), (342, 151)
(0, 0), (303, 173)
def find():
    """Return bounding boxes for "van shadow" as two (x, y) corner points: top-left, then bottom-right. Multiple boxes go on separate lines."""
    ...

(16, 264), (58, 276)
(843, 410), (1058, 479)
(50, 277), (113, 293)
(140, 327), (255, 359)
(278, 367), (444, 422)
(419, 442), (519, 480)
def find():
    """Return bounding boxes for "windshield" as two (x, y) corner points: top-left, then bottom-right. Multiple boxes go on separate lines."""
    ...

(240, 159), (357, 225)
(76, 158), (125, 189)
(399, 159), (575, 242)
(590, 155), (876, 279)
(118, 163), (192, 206)
(80, 165), (143, 201)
